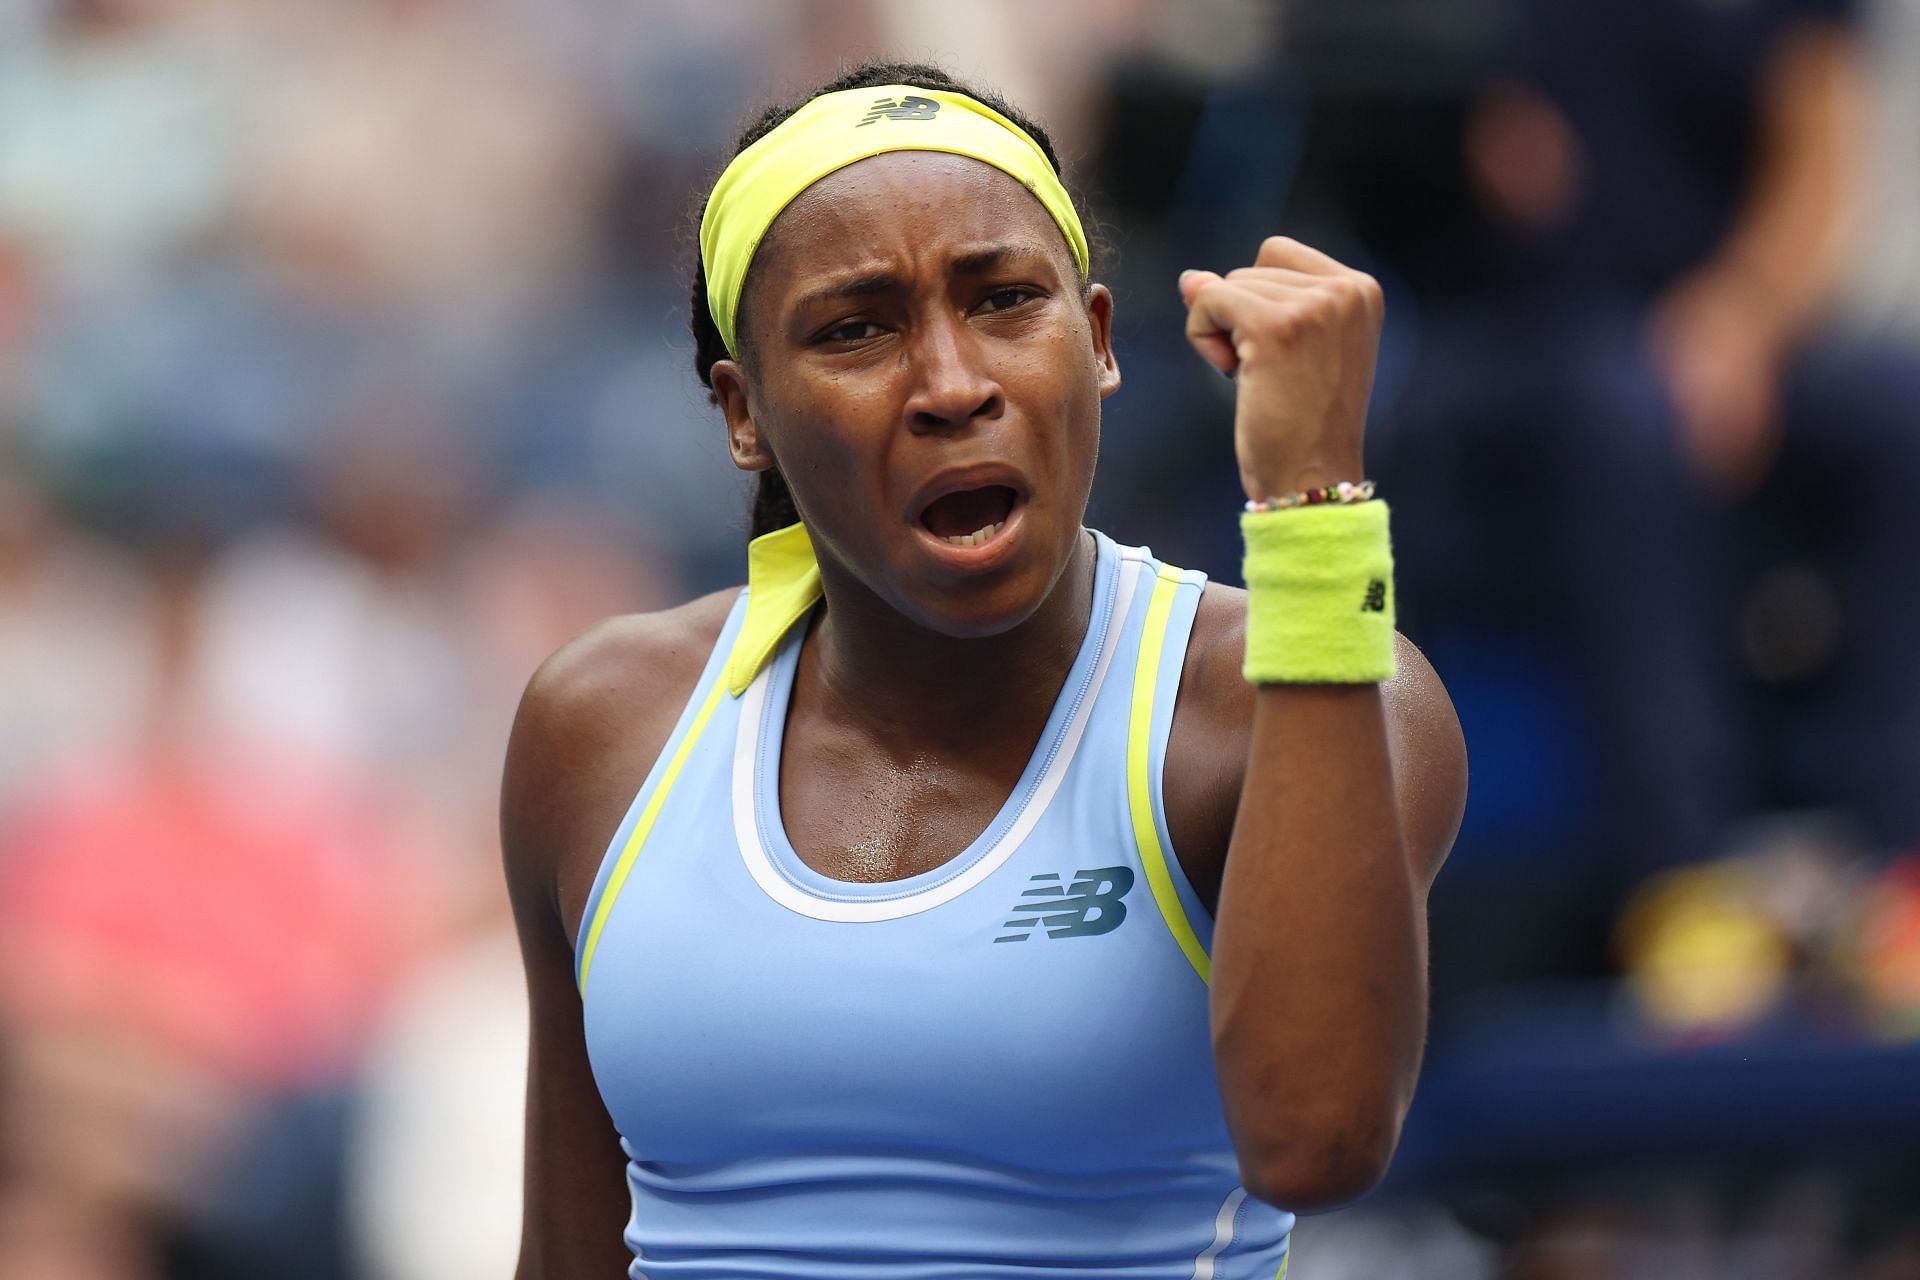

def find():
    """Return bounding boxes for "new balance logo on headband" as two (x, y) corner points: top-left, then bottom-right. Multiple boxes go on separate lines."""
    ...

(994, 867), (1134, 943)
(858, 95), (941, 126)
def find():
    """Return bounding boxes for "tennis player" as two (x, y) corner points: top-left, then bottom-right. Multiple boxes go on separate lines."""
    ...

(503, 62), (1467, 1279)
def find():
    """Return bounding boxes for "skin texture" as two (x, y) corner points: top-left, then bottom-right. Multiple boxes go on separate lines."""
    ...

(504, 156), (1467, 1277)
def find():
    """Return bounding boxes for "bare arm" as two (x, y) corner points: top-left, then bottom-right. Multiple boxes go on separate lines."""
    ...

(502, 598), (736, 1277)
(1169, 603), (1464, 1212)
(1649, 21), (1868, 486)
(1210, 643), (1461, 1212)
(1177, 239), (1468, 1212)
(1707, 21), (1867, 342)
(505, 881), (633, 1279)
(502, 650), (639, 1279)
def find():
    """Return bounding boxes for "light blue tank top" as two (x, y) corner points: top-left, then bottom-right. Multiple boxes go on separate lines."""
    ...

(575, 529), (1294, 1279)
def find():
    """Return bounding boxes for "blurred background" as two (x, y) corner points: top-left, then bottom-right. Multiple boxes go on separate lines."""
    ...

(1, 0), (1917, 1276)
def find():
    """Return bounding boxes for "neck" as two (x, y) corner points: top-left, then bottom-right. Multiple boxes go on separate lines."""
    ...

(802, 530), (1097, 747)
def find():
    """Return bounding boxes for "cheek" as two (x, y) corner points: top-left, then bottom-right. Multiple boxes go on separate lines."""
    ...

(762, 380), (896, 517)
(1040, 334), (1102, 474)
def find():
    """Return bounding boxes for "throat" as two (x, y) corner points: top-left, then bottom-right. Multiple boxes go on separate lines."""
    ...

(771, 531), (1101, 885)
(798, 527), (1098, 740)
(810, 620), (1067, 740)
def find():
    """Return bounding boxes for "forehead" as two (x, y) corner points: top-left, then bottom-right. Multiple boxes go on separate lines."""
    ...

(748, 152), (1076, 295)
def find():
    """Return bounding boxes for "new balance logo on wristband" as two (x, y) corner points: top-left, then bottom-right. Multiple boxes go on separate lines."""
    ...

(1361, 580), (1387, 612)
(857, 95), (941, 126)
(993, 867), (1134, 942)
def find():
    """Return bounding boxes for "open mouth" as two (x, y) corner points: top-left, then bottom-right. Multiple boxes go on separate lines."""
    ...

(918, 484), (1019, 547)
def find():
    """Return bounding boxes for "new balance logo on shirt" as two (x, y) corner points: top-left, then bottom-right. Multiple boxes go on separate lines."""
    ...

(858, 95), (941, 126)
(995, 866), (1134, 942)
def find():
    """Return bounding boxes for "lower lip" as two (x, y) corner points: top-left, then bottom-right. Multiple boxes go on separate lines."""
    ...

(913, 497), (1028, 574)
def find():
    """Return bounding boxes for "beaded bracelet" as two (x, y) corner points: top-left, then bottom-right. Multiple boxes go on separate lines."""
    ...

(1243, 479), (1376, 513)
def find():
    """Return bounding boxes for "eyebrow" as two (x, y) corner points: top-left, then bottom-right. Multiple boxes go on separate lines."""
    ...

(950, 240), (1054, 275)
(788, 241), (1058, 315)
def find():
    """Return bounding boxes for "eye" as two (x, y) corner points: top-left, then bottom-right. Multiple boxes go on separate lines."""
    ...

(818, 319), (884, 343)
(979, 286), (1039, 313)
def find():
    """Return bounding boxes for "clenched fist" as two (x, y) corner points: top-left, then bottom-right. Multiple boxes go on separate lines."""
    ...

(1177, 237), (1385, 504)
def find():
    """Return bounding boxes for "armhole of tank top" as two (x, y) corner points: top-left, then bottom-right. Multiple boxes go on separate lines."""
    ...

(574, 590), (751, 995)
(1125, 559), (1214, 986)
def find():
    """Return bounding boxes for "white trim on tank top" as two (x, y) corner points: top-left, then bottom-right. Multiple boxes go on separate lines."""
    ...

(731, 548), (1147, 923)
(1188, 1184), (1247, 1279)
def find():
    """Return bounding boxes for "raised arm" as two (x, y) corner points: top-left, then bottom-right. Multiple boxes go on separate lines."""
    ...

(1177, 239), (1468, 1212)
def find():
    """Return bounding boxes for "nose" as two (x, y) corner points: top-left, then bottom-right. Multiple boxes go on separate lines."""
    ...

(902, 311), (1003, 435)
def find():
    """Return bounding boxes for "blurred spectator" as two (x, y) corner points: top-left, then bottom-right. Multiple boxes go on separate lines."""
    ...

(240, 0), (609, 355)
(1357, 0), (1920, 871)
(345, 502), (671, 1279)
(0, 0), (260, 296)
(344, 916), (525, 1280)
(188, 408), (486, 816)
(0, 470), (154, 812)
(0, 539), (435, 1278)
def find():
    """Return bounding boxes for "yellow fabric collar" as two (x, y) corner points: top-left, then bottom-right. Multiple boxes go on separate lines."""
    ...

(725, 521), (823, 696)
(699, 84), (1089, 359)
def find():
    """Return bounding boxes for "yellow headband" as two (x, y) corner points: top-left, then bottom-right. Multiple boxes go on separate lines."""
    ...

(699, 84), (1090, 358)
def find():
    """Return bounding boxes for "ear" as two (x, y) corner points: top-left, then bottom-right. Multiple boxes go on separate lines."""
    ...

(1086, 284), (1121, 399)
(711, 359), (775, 473)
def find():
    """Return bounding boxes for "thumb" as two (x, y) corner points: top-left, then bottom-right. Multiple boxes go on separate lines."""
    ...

(1178, 268), (1238, 376)
(1177, 268), (1222, 308)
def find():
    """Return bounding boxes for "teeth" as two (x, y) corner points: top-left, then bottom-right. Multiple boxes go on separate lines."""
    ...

(939, 520), (1004, 547)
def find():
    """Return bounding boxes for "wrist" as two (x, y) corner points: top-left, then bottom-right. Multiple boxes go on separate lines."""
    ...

(1241, 499), (1396, 685)
(1245, 479), (1375, 513)
(1242, 458), (1367, 505)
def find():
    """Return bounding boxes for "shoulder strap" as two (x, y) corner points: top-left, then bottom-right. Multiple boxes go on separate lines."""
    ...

(577, 591), (753, 993)
(1126, 558), (1213, 985)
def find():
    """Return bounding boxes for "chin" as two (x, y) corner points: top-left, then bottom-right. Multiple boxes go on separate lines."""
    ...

(890, 519), (1081, 640)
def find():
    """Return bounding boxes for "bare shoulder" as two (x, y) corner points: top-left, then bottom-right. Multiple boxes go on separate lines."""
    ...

(1165, 582), (1467, 896)
(501, 587), (741, 949)
(509, 587), (740, 764)
(505, 592), (738, 1276)
(1376, 628), (1469, 884)
(1177, 581), (1464, 770)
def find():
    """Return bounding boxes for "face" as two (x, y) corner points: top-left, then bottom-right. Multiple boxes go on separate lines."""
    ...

(709, 151), (1120, 638)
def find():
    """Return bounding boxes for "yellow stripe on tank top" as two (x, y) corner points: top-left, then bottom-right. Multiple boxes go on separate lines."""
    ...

(577, 677), (729, 993)
(1127, 564), (1212, 985)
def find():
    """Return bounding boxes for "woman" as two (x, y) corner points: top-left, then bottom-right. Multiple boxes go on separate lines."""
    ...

(503, 62), (1467, 1279)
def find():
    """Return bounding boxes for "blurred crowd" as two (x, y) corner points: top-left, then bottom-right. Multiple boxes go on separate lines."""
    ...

(0, 1), (1916, 1277)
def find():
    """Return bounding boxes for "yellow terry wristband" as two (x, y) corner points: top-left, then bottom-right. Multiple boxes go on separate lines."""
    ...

(1242, 500), (1397, 684)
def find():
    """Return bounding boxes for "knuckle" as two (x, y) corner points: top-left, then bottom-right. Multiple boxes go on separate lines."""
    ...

(1182, 278), (1228, 310)
(1321, 273), (1380, 317)
(1266, 308), (1307, 341)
